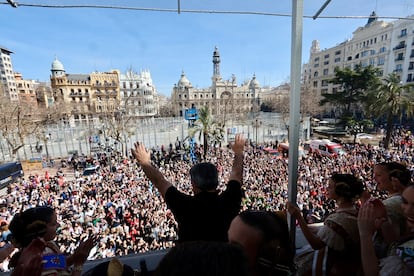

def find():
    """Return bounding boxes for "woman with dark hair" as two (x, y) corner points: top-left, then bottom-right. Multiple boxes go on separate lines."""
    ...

(372, 161), (411, 258)
(228, 210), (295, 276)
(287, 173), (364, 275)
(8, 206), (97, 275)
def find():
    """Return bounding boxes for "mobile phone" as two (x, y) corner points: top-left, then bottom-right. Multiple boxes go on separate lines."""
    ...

(42, 254), (67, 270)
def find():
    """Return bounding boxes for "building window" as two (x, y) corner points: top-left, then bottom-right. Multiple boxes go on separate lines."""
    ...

(400, 28), (407, 37)
(321, 80), (328, 87)
(324, 54), (329, 59)
(361, 50), (369, 57)
(395, 64), (403, 72)
(314, 71), (319, 77)
(335, 50), (341, 55)
(378, 57), (385, 65)
(323, 69), (329, 75)
(334, 57), (341, 62)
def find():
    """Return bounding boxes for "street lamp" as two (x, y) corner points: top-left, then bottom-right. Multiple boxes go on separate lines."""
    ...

(44, 133), (51, 160)
(253, 119), (262, 146)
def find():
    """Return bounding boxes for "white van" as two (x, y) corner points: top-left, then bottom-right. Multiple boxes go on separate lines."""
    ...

(277, 142), (306, 158)
(309, 139), (346, 157)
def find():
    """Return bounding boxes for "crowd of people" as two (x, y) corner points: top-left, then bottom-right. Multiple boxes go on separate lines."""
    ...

(0, 127), (414, 274)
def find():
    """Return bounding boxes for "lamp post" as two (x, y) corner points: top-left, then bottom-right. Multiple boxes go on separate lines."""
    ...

(44, 132), (51, 160)
(253, 119), (262, 146)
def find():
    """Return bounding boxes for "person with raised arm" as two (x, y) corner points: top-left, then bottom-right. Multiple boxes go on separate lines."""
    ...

(131, 133), (246, 243)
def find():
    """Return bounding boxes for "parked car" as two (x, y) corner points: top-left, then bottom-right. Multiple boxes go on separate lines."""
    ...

(83, 165), (100, 176)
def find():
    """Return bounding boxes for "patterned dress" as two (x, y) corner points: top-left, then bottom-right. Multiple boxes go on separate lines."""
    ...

(379, 235), (414, 275)
(295, 208), (361, 276)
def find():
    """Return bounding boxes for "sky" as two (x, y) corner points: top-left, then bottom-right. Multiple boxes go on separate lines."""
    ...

(1, 0), (414, 96)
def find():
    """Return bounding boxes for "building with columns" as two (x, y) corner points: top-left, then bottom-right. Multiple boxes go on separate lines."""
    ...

(171, 47), (262, 121)
(119, 69), (158, 118)
(50, 57), (120, 126)
(303, 13), (414, 115)
(0, 45), (18, 101)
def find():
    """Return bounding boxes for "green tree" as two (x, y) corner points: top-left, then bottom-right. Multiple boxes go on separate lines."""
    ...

(366, 73), (414, 149)
(320, 64), (380, 117)
(188, 106), (224, 160)
(343, 117), (373, 144)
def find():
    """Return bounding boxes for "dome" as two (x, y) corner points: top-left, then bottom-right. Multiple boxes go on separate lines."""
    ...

(51, 57), (65, 71)
(249, 74), (260, 89)
(178, 71), (191, 87)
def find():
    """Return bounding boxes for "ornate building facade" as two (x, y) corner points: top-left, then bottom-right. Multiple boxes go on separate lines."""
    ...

(171, 47), (262, 120)
(119, 69), (158, 118)
(50, 57), (120, 126)
(303, 13), (414, 115)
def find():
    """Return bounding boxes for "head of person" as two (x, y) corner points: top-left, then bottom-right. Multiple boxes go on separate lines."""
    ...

(228, 210), (295, 276)
(374, 162), (409, 193)
(9, 206), (58, 248)
(401, 184), (414, 231)
(327, 173), (364, 202)
(189, 162), (219, 193)
(155, 241), (249, 276)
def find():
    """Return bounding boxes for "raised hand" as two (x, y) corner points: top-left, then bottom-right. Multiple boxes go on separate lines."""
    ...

(357, 202), (377, 237)
(11, 238), (45, 276)
(131, 142), (151, 165)
(231, 134), (246, 154)
(70, 235), (99, 266)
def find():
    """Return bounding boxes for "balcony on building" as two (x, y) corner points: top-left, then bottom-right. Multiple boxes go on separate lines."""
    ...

(393, 43), (406, 51)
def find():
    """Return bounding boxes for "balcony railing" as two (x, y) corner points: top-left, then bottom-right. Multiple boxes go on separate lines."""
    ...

(393, 44), (406, 50)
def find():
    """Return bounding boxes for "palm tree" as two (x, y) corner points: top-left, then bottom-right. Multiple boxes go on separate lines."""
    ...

(188, 106), (224, 160)
(366, 73), (414, 149)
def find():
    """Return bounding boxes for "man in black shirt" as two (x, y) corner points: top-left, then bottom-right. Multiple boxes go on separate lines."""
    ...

(131, 134), (245, 243)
